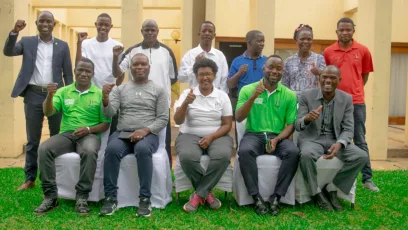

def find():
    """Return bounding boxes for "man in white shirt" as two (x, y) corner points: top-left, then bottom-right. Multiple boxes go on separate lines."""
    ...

(76, 13), (123, 88)
(112, 19), (178, 166)
(3, 11), (73, 191)
(178, 21), (229, 93)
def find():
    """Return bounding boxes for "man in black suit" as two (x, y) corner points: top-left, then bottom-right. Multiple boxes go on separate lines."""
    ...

(3, 11), (73, 191)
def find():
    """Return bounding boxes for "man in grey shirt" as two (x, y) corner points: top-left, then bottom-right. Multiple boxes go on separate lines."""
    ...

(100, 53), (168, 217)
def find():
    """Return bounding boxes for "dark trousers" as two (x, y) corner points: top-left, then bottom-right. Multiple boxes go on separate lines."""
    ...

(166, 109), (172, 168)
(238, 132), (300, 197)
(353, 104), (373, 183)
(23, 89), (61, 182)
(38, 132), (101, 199)
(103, 131), (159, 199)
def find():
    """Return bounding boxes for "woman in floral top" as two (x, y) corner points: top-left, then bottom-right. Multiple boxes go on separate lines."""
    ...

(281, 24), (326, 96)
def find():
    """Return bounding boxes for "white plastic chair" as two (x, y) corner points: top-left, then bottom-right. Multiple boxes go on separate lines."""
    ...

(116, 128), (172, 209)
(233, 119), (296, 206)
(56, 130), (109, 202)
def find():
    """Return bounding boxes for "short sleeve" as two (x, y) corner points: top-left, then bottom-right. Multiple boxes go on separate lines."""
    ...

(317, 54), (326, 69)
(228, 58), (238, 78)
(361, 47), (374, 74)
(221, 92), (233, 116)
(285, 92), (298, 125)
(323, 48), (331, 65)
(236, 86), (250, 110)
(52, 88), (63, 113)
(119, 53), (131, 73)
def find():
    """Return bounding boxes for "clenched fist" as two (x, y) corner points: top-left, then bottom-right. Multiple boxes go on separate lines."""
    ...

(77, 32), (88, 43)
(47, 83), (58, 96)
(12, 20), (26, 33)
(102, 83), (115, 99)
(113, 45), (124, 57)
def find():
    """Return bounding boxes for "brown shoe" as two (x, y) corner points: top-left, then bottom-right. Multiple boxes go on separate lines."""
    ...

(17, 180), (35, 191)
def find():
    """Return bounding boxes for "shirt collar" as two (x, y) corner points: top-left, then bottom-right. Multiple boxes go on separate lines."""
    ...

(69, 82), (96, 93)
(316, 88), (336, 102)
(193, 85), (218, 98)
(141, 40), (160, 49)
(334, 39), (358, 51)
(38, 35), (54, 44)
(261, 80), (282, 94)
(243, 51), (263, 60)
(197, 44), (216, 55)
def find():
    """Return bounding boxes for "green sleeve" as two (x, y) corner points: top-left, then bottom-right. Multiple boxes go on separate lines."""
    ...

(236, 86), (249, 110)
(285, 92), (298, 125)
(52, 88), (63, 113)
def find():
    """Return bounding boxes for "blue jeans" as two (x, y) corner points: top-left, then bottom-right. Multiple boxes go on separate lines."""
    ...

(103, 131), (159, 199)
(353, 104), (373, 183)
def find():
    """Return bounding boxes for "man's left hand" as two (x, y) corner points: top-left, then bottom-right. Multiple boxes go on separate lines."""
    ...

(324, 143), (342, 159)
(130, 129), (150, 142)
(266, 138), (279, 153)
(73, 127), (90, 137)
(199, 135), (214, 149)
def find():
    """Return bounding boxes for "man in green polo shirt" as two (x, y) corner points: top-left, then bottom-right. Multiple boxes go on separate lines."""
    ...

(34, 58), (110, 216)
(236, 55), (299, 216)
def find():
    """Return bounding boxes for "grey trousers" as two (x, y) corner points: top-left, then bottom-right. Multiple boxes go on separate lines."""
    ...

(176, 133), (233, 198)
(38, 132), (101, 199)
(299, 134), (368, 196)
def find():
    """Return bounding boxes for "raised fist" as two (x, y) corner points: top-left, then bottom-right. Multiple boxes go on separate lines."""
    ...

(113, 45), (124, 57)
(12, 20), (26, 33)
(77, 32), (88, 43)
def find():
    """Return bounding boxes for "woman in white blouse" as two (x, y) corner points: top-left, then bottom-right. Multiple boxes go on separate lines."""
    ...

(174, 58), (233, 213)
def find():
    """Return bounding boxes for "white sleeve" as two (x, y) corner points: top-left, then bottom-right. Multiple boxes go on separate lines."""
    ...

(178, 51), (195, 83)
(119, 52), (131, 73)
(221, 92), (233, 116)
(81, 41), (88, 58)
(219, 54), (229, 94)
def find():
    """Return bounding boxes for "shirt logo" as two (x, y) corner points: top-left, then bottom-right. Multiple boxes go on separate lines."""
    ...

(64, 99), (75, 105)
(254, 98), (263, 104)
(135, 92), (142, 96)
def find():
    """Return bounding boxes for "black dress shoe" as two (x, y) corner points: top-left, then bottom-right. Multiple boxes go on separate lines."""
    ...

(34, 198), (59, 215)
(253, 196), (268, 215)
(268, 196), (280, 216)
(315, 192), (334, 211)
(327, 191), (344, 211)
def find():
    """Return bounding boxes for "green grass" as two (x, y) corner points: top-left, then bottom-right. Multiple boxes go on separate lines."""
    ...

(0, 168), (407, 229)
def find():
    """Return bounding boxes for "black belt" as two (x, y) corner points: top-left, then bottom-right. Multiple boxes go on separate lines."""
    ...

(27, 84), (48, 93)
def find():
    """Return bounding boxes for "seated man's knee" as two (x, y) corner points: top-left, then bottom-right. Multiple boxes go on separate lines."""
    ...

(299, 151), (315, 163)
(134, 142), (153, 158)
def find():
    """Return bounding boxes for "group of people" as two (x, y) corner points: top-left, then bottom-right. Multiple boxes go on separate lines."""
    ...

(3, 10), (379, 218)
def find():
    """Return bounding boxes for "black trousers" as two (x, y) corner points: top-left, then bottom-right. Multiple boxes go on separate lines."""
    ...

(238, 132), (300, 197)
(23, 88), (61, 182)
(166, 109), (172, 168)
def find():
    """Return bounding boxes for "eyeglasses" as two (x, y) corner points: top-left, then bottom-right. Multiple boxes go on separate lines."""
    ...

(197, 72), (215, 77)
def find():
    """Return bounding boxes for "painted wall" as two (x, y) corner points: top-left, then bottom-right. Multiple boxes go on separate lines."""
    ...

(212, 0), (408, 43)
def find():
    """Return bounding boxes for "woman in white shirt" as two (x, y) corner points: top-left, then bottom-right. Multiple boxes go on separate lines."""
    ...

(174, 59), (233, 213)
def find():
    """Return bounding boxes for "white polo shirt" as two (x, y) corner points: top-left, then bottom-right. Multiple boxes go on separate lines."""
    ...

(175, 86), (233, 137)
(178, 44), (229, 93)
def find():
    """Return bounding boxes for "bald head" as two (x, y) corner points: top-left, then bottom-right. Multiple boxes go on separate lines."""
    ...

(322, 65), (341, 77)
(142, 19), (158, 29)
(38, 11), (54, 21)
